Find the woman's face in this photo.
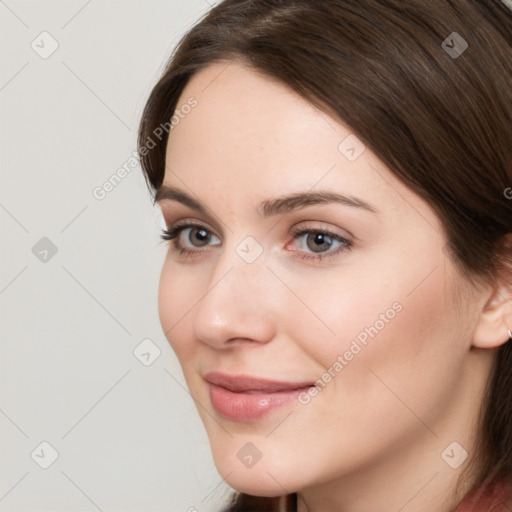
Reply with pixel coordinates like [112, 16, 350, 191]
[156, 61, 484, 498]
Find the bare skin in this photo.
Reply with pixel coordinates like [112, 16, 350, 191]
[155, 61, 512, 512]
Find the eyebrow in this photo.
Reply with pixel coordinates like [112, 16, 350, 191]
[154, 185, 379, 217]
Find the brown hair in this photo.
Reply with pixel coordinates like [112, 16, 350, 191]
[137, 1, 512, 510]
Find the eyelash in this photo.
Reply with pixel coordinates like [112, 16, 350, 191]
[160, 220, 352, 262]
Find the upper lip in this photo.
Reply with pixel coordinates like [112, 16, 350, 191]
[204, 371, 314, 393]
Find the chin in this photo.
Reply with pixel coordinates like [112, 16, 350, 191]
[222, 471, 291, 497]
[210, 447, 301, 497]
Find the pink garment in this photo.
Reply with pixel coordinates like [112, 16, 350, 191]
[452, 475, 512, 512]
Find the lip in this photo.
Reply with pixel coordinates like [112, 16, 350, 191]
[204, 371, 314, 422]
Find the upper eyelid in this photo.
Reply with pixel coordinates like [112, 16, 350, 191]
[170, 219, 219, 236]
[167, 219, 352, 243]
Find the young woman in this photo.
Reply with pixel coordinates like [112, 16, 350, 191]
[137, 1, 512, 510]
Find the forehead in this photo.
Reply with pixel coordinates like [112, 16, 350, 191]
[163, 61, 441, 231]
[168, 60, 339, 159]
[166, 62, 364, 191]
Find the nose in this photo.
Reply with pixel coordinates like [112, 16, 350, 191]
[192, 246, 279, 349]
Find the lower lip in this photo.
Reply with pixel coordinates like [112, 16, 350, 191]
[208, 383, 312, 422]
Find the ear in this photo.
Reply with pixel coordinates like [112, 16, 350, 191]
[472, 268, 512, 350]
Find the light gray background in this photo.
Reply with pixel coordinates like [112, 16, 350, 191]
[0, 1, 233, 511]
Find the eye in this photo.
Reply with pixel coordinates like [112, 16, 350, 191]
[288, 224, 352, 262]
[160, 220, 220, 255]
[160, 221, 352, 261]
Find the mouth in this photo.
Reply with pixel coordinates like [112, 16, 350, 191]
[204, 371, 314, 393]
[204, 371, 315, 421]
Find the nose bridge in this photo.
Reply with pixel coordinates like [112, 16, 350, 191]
[192, 238, 277, 345]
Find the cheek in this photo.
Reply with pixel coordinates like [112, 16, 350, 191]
[157, 259, 198, 359]
[297, 236, 459, 369]
[310, 257, 465, 432]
